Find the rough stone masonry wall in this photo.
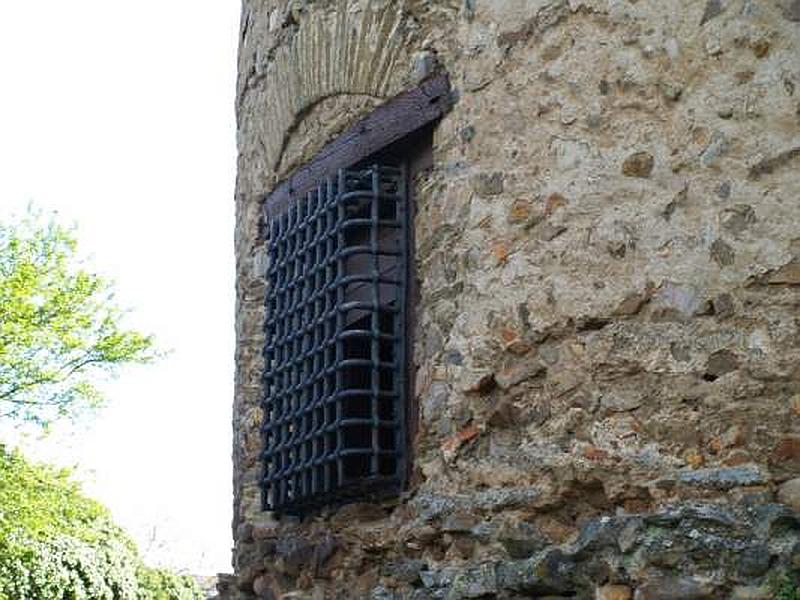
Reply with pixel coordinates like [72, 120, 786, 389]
[231, 1, 800, 598]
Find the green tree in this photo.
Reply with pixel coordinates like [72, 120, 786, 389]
[0, 208, 155, 426]
[0, 445, 202, 600]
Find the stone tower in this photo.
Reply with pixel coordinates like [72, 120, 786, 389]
[231, 1, 800, 598]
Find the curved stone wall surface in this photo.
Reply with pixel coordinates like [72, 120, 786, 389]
[233, 1, 800, 598]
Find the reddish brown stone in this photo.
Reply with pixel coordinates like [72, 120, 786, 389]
[623, 499, 653, 513]
[544, 193, 567, 216]
[493, 241, 511, 265]
[500, 328, 519, 343]
[252, 523, 279, 541]
[465, 373, 497, 395]
[622, 151, 655, 178]
[724, 450, 753, 466]
[752, 39, 770, 58]
[596, 584, 633, 600]
[507, 339, 533, 355]
[441, 424, 480, 455]
[499, 328, 531, 355]
[508, 199, 531, 223]
[683, 448, 705, 468]
[772, 436, 800, 464]
[583, 445, 609, 461]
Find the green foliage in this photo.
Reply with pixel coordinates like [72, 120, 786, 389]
[769, 570, 800, 600]
[0, 443, 111, 543]
[0, 446, 202, 600]
[0, 207, 156, 426]
[774, 578, 800, 600]
[136, 566, 205, 600]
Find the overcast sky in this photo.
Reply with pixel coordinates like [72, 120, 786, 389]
[0, 1, 240, 574]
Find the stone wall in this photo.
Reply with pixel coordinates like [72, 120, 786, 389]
[232, 1, 800, 598]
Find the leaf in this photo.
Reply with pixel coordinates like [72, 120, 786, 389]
[0, 447, 202, 599]
[0, 206, 157, 427]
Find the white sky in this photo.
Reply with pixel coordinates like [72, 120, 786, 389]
[0, 2, 240, 575]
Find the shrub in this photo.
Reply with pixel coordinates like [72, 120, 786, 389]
[0, 446, 202, 600]
[136, 566, 205, 600]
[775, 579, 800, 600]
[769, 570, 800, 600]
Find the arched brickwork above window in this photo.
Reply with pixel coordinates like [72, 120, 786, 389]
[238, 0, 417, 172]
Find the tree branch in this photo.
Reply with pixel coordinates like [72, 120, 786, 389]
[0, 355, 103, 406]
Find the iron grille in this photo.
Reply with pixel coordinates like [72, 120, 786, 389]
[261, 164, 409, 513]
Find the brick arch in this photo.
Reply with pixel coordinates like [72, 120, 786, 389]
[257, 0, 413, 170]
[275, 92, 382, 176]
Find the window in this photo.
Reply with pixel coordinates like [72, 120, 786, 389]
[260, 75, 451, 514]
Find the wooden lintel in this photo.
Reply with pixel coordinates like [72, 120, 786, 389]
[262, 73, 452, 219]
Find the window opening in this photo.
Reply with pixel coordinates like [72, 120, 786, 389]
[260, 75, 450, 514]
